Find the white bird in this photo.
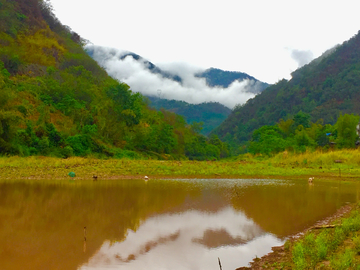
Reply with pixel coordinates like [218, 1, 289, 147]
[308, 177, 314, 183]
[144, 176, 149, 180]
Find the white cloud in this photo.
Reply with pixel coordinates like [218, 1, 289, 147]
[290, 49, 314, 68]
[79, 207, 283, 270]
[89, 45, 257, 108]
[50, 0, 360, 84]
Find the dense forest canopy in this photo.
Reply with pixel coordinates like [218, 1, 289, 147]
[147, 97, 231, 135]
[212, 30, 360, 154]
[1, 0, 359, 160]
[0, 0, 229, 160]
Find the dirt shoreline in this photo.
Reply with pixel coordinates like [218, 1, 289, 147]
[236, 203, 356, 270]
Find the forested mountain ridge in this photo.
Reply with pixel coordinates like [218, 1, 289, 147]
[86, 48, 183, 83]
[147, 97, 231, 135]
[196, 68, 269, 93]
[0, 0, 229, 160]
[87, 46, 269, 95]
[212, 30, 360, 147]
[86, 45, 269, 135]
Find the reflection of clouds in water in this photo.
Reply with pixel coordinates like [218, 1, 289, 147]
[80, 207, 283, 270]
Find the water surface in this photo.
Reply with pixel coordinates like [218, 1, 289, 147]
[0, 178, 359, 270]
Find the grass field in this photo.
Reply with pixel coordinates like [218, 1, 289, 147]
[0, 149, 359, 180]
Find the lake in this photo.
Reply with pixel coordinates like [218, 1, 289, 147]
[0, 178, 359, 270]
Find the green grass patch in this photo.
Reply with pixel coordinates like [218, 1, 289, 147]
[290, 203, 360, 269]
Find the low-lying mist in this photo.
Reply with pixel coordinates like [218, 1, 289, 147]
[87, 45, 266, 109]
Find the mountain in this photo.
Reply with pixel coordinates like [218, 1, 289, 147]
[212, 30, 360, 146]
[86, 48, 183, 83]
[86, 45, 270, 109]
[87, 46, 269, 134]
[87, 46, 269, 94]
[0, 0, 229, 160]
[196, 68, 269, 94]
[147, 97, 231, 135]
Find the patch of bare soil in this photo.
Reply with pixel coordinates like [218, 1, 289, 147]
[236, 203, 355, 270]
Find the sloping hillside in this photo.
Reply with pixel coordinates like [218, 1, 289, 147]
[213, 30, 360, 144]
[0, 0, 229, 160]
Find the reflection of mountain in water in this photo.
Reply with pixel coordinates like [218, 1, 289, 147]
[80, 207, 282, 270]
[193, 228, 254, 248]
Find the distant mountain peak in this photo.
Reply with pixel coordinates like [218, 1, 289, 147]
[196, 67, 270, 94]
[87, 46, 182, 83]
[87, 45, 270, 108]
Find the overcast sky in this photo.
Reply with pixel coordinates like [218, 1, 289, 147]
[49, 0, 359, 84]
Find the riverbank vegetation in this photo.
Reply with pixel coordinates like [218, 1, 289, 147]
[0, 148, 359, 180]
[246, 112, 359, 155]
[291, 206, 360, 269]
[241, 202, 360, 269]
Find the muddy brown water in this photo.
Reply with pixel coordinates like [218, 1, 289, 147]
[0, 178, 359, 270]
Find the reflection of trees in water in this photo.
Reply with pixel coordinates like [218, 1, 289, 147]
[2, 179, 357, 269]
[0, 180, 200, 270]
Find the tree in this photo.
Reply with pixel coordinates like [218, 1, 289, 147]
[294, 126, 316, 152]
[293, 111, 311, 129]
[248, 125, 287, 155]
[335, 114, 360, 148]
[277, 118, 294, 136]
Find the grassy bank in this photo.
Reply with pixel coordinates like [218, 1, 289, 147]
[0, 149, 360, 180]
[291, 206, 360, 270]
[244, 202, 360, 270]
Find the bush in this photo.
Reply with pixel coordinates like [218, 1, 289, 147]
[62, 146, 74, 158]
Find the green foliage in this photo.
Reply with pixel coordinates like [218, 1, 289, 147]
[148, 97, 232, 135]
[106, 83, 143, 126]
[213, 30, 360, 151]
[330, 249, 356, 270]
[0, 0, 229, 160]
[315, 231, 329, 260]
[0, 51, 21, 74]
[62, 146, 73, 158]
[292, 241, 307, 270]
[248, 125, 288, 155]
[66, 134, 91, 156]
[335, 114, 360, 148]
[292, 111, 311, 129]
[82, 124, 97, 135]
[237, 112, 359, 155]
[294, 127, 316, 152]
[290, 208, 360, 269]
[184, 134, 224, 160]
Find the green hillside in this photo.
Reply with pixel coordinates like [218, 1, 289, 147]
[0, 0, 229, 160]
[147, 97, 231, 135]
[213, 31, 360, 150]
